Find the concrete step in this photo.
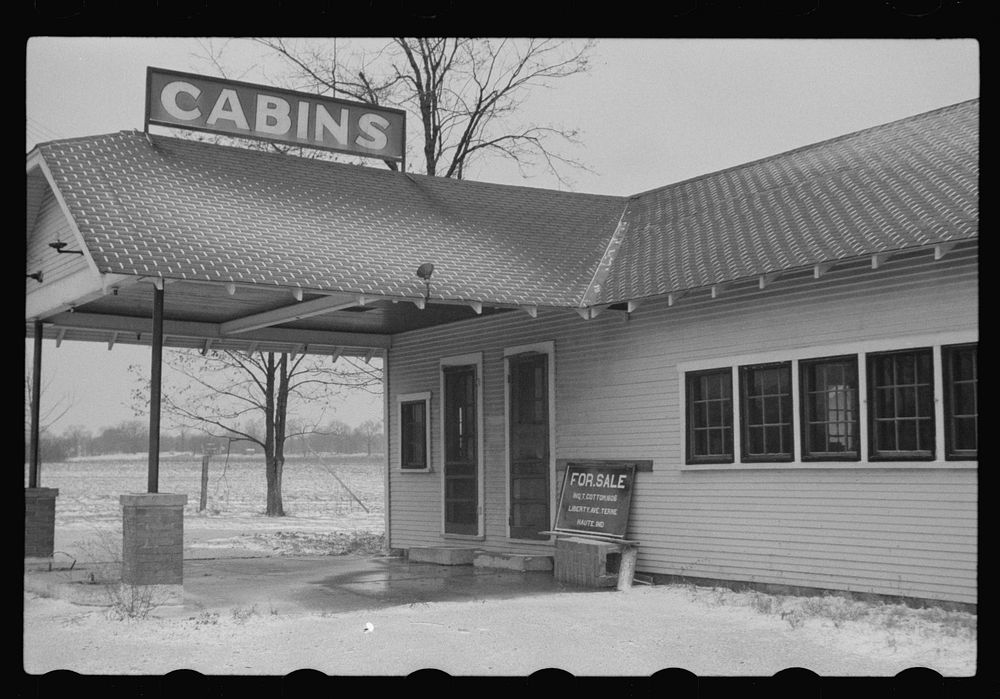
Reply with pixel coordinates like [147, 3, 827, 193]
[406, 546, 477, 566]
[473, 551, 553, 572]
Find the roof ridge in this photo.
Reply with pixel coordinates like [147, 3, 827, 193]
[579, 199, 633, 308]
[136, 129, 624, 202]
[627, 98, 979, 200]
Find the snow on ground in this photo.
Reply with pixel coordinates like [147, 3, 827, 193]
[24, 456, 977, 677]
[24, 582, 976, 676]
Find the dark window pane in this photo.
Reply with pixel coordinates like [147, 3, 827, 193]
[765, 426, 782, 453]
[747, 427, 764, 454]
[810, 424, 828, 451]
[781, 424, 793, 453]
[918, 419, 935, 452]
[876, 420, 896, 451]
[708, 429, 723, 455]
[704, 401, 718, 427]
[955, 351, 976, 380]
[954, 417, 976, 451]
[760, 368, 779, 394]
[955, 384, 976, 415]
[897, 354, 915, 384]
[896, 387, 916, 417]
[763, 396, 780, 424]
[876, 387, 894, 416]
[917, 352, 933, 382]
[705, 374, 721, 399]
[693, 430, 707, 456]
[897, 420, 918, 451]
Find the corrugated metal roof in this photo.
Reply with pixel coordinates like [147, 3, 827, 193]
[596, 99, 978, 304]
[29, 99, 977, 309]
[33, 131, 626, 307]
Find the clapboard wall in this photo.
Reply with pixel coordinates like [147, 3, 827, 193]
[386, 245, 977, 604]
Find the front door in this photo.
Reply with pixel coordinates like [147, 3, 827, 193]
[443, 365, 478, 535]
[508, 352, 550, 539]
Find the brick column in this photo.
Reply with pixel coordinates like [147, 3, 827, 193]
[120, 494, 187, 585]
[24, 487, 59, 560]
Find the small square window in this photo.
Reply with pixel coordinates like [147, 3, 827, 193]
[398, 393, 430, 470]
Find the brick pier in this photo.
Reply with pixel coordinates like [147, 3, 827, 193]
[24, 487, 59, 562]
[120, 493, 187, 585]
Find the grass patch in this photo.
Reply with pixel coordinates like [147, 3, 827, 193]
[718, 587, 977, 638]
[231, 604, 259, 623]
[244, 530, 386, 556]
[73, 526, 160, 621]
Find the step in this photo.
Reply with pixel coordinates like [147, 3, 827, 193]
[406, 546, 477, 566]
[473, 551, 553, 572]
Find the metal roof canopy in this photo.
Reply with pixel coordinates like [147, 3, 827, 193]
[24, 272, 511, 358]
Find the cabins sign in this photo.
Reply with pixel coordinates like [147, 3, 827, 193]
[554, 462, 636, 538]
[145, 67, 406, 163]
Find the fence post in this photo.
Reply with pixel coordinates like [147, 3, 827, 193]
[199, 454, 210, 512]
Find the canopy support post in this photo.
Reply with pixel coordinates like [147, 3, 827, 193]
[29, 319, 42, 488]
[147, 285, 164, 493]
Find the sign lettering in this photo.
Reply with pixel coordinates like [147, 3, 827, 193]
[554, 463, 636, 538]
[145, 67, 405, 162]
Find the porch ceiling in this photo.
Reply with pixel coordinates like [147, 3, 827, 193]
[25, 276, 509, 357]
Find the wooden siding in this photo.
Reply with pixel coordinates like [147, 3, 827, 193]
[26, 187, 88, 290]
[387, 247, 978, 603]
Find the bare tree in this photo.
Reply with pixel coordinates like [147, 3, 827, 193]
[357, 418, 383, 456]
[132, 349, 381, 516]
[198, 37, 595, 184]
[24, 373, 74, 436]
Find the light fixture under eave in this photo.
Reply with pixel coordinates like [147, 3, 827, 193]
[49, 240, 84, 256]
[27, 271, 43, 283]
[416, 262, 434, 302]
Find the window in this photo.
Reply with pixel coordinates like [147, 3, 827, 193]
[399, 393, 430, 470]
[799, 356, 860, 461]
[943, 343, 977, 460]
[867, 349, 935, 460]
[686, 368, 733, 464]
[740, 362, 794, 461]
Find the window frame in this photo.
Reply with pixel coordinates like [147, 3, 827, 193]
[738, 361, 795, 463]
[942, 342, 978, 461]
[676, 331, 977, 471]
[798, 354, 861, 462]
[685, 367, 735, 465]
[866, 348, 936, 462]
[397, 391, 431, 472]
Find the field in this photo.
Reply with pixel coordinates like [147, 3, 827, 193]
[28, 453, 386, 561]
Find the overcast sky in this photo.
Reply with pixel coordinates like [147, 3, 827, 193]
[25, 38, 980, 434]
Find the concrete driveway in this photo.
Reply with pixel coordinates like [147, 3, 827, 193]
[179, 554, 602, 615]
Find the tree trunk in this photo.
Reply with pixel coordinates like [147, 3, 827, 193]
[263, 352, 285, 516]
[265, 453, 285, 516]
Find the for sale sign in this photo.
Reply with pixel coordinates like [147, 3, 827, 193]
[554, 462, 636, 538]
